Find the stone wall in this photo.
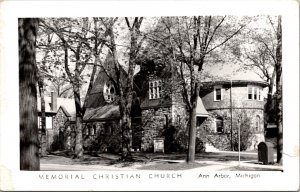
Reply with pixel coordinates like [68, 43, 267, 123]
[53, 108, 69, 132]
[141, 107, 172, 152]
[171, 86, 188, 127]
[199, 108, 265, 151]
[44, 108, 70, 151]
[197, 83, 266, 151]
[82, 120, 121, 153]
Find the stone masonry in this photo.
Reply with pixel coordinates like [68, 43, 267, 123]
[199, 81, 267, 151]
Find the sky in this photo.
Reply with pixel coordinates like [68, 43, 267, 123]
[36, 16, 274, 100]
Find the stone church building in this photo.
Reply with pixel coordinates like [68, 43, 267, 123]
[81, 54, 268, 152]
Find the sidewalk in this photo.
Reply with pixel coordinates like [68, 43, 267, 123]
[151, 150, 283, 171]
[40, 151, 284, 171]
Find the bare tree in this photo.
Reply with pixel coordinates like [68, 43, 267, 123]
[19, 18, 40, 170]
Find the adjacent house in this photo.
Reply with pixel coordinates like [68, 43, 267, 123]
[37, 92, 76, 151]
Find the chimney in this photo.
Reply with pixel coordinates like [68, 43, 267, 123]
[51, 91, 57, 112]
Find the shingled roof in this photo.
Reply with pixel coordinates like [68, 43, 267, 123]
[83, 104, 120, 122]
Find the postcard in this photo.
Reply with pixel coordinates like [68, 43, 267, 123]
[0, 0, 299, 191]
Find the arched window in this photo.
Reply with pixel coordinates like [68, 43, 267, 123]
[103, 81, 115, 103]
[216, 117, 224, 133]
[255, 115, 260, 132]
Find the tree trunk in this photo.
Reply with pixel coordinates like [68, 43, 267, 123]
[38, 79, 47, 156]
[264, 70, 276, 129]
[19, 18, 40, 170]
[187, 107, 197, 163]
[119, 99, 133, 160]
[75, 116, 83, 158]
[73, 72, 83, 158]
[275, 16, 282, 165]
[187, 83, 199, 163]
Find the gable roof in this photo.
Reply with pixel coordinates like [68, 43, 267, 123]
[83, 52, 142, 120]
[196, 97, 209, 117]
[84, 52, 129, 109]
[37, 97, 76, 120]
[59, 106, 71, 117]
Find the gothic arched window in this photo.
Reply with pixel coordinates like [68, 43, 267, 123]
[103, 81, 115, 103]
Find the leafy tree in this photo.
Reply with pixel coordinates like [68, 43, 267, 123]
[147, 16, 246, 162]
[83, 17, 112, 112]
[39, 17, 122, 158]
[99, 17, 146, 160]
[238, 16, 279, 128]
[19, 18, 40, 170]
[232, 111, 254, 151]
[40, 18, 93, 158]
[237, 16, 282, 164]
[36, 28, 55, 156]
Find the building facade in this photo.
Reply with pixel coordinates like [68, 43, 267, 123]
[81, 55, 268, 153]
[198, 80, 268, 151]
[37, 92, 76, 152]
[82, 56, 209, 153]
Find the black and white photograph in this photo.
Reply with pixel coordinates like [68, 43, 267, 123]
[0, 0, 299, 191]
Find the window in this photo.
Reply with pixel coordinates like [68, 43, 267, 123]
[149, 80, 162, 99]
[254, 87, 257, 100]
[248, 87, 253, 99]
[91, 125, 96, 136]
[255, 115, 260, 132]
[214, 86, 222, 101]
[177, 115, 181, 124]
[38, 116, 41, 129]
[248, 86, 263, 101]
[103, 81, 115, 103]
[216, 117, 224, 133]
[90, 127, 94, 136]
[46, 116, 53, 129]
[105, 126, 111, 135]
